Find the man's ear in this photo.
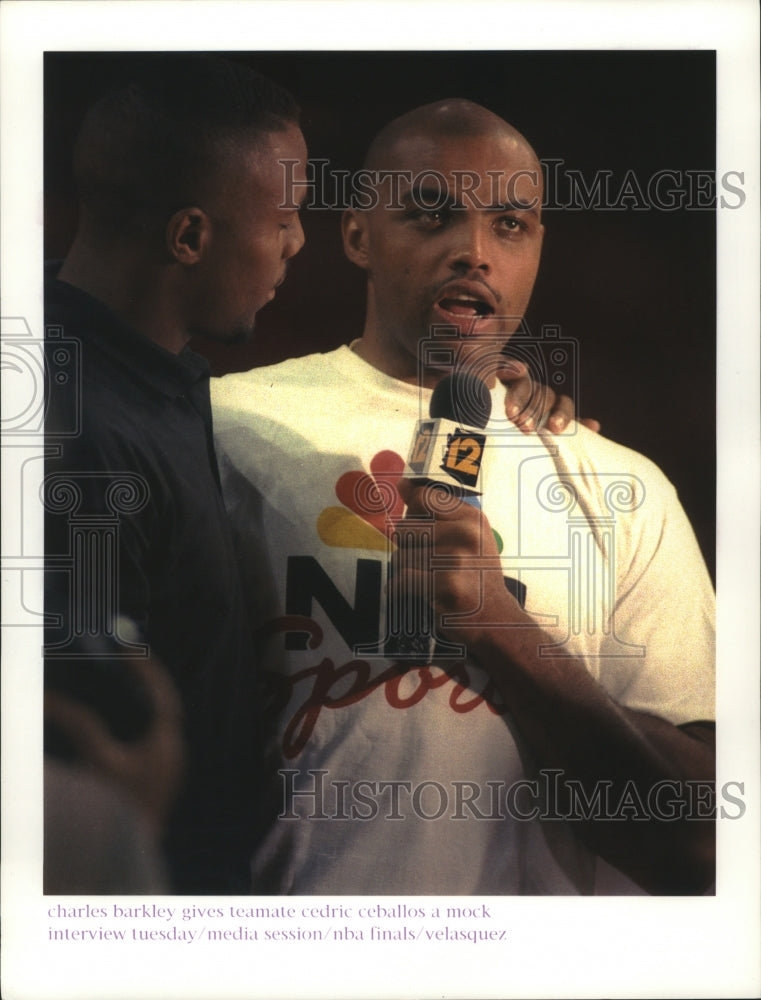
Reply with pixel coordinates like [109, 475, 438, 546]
[166, 207, 211, 265]
[342, 208, 370, 269]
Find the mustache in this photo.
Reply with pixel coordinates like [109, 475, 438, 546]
[433, 274, 502, 306]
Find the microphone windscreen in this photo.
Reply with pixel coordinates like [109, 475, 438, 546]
[429, 371, 492, 429]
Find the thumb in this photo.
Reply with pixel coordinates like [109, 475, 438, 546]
[396, 476, 414, 507]
[45, 691, 129, 773]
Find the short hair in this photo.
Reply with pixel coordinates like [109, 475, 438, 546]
[72, 54, 300, 232]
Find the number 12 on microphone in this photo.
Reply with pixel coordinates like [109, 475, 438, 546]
[441, 432, 485, 488]
[406, 418, 486, 493]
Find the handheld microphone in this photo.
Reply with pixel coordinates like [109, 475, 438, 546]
[385, 372, 493, 660]
[396, 370, 525, 649]
[432, 371, 526, 608]
[406, 371, 492, 504]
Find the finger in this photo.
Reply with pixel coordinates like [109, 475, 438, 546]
[512, 408, 540, 433]
[390, 564, 517, 650]
[544, 393, 576, 433]
[392, 507, 500, 577]
[124, 654, 183, 729]
[397, 477, 463, 517]
[396, 475, 413, 508]
[44, 691, 130, 773]
[505, 388, 532, 423]
[580, 417, 602, 434]
[399, 480, 484, 524]
[46, 680, 184, 832]
[499, 370, 534, 421]
[508, 381, 557, 433]
[497, 360, 535, 423]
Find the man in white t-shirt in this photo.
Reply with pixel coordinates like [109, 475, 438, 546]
[213, 99, 715, 895]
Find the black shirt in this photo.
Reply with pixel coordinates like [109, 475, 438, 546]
[44, 265, 263, 893]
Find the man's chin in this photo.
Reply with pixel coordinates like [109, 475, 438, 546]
[204, 323, 256, 347]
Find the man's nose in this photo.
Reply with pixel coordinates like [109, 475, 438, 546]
[285, 214, 305, 258]
[446, 218, 491, 273]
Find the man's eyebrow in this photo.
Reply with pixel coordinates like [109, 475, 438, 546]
[401, 186, 456, 209]
[401, 187, 541, 217]
[288, 185, 309, 209]
[489, 199, 542, 218]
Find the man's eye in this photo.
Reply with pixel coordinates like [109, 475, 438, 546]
[497, 216, 527, 233]
[410, 208, 449, 226]
[280, 211, 300, 229]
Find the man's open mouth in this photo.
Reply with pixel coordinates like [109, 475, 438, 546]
[437, 295, 494, 318]
[434, 281, 498, 323]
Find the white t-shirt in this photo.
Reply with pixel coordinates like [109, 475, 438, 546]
[212, 346, 715, 895]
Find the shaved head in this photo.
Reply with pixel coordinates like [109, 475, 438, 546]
[364, 98, 540, 175]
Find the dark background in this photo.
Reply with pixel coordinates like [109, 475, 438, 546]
[45, 51, 716, 579]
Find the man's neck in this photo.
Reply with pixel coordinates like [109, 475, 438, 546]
[57, 246, 189, 355]
[349, 334, 498, 391]
[349, 333, 440, 390]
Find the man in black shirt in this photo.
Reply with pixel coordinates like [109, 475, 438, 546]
[44, 55, 308, 893]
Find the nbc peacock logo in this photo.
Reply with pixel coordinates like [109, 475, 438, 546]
[316, 450, 405, 551]
[315, 449, 504, 554]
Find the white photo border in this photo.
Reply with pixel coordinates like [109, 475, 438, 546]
[1, 2, 759, 998]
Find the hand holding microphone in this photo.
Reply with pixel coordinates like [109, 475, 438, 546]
[386, 371, 525, 661]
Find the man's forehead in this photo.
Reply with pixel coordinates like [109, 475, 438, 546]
[237, 125, 307, 175]
[365, 130, 541, 209]
[236, 125, 307, 169]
